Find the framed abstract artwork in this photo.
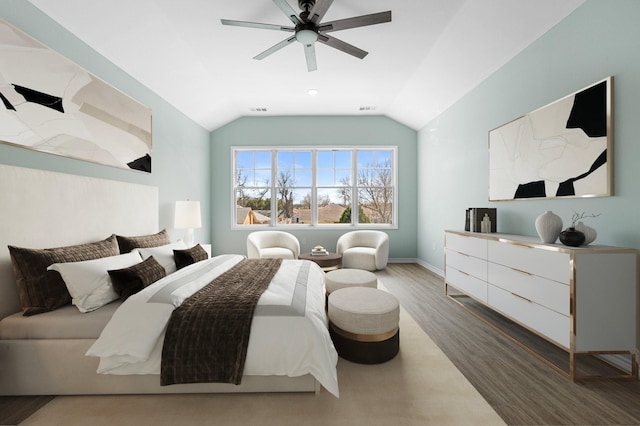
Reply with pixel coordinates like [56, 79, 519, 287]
[0, 19, 152, 172]
[489, 77, 612, 201]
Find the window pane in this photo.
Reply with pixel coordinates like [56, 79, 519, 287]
[295, 169, 312, 186]
[236, 188, 271, 225]
[357, 150, 374, 168]
[295, 151, 311, 168]
[277, 151, 293, 168]
[358, 187, 393, 224]
[316, 169, 334, 186]
[277, 188, 309, 224]
[236, 151, 254, 169]
[317, 188, 349, 224]
[335, 151, 352, 168]
[255, 170, 271, 186]
[255, 151, 271, 168]
[317, 151, 333, 166]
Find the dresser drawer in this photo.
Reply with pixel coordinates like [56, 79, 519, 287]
[446, 249, 487, 281]
[488, 240, 569, 284]
[488, 262, 569, 316]
[445, 265, 488, 302]
[488, 284, 569, 348]
[446, 232, 487, 259]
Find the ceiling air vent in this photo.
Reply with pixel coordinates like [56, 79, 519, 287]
[249, 107, 268, 112]
[359, 106, 377, 111]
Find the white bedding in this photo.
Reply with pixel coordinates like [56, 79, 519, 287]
[86, 255, 339, 397]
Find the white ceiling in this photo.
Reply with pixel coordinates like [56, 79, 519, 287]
[27, 0, 585, 132]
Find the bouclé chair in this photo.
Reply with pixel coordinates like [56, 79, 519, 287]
[246, 231, 300, 259]
[336, 230, 389, 271]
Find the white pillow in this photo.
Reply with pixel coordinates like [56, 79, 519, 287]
[134, 241, 186, 275]
[48, 251, 143, 313]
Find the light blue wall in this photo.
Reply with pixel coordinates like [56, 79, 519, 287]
[0, 1, 212, 243]
[417, 0, 640, 271]
[211, 116, 418, 258]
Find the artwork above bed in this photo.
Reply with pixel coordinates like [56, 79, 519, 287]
[0, 19, 152, 172]
[488, 77, 612, 201]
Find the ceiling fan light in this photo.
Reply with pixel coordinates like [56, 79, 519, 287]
[296, 29, 318, 45]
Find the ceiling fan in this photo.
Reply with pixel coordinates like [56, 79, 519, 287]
[221, 0, 392, 72]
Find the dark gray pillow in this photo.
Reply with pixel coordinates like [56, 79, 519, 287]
[173, 244, 209, 270]
[8, 235, 119, 316]
[108, 255, 166, 300]
[116, 229, 170, 254]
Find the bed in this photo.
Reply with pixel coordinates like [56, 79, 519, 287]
[0, 164, 338, 396]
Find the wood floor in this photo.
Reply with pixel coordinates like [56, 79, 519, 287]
[378, 263, 640, 425]
[2, 263, 639, 425]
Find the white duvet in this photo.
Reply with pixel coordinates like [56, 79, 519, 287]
[86, 254, 339, 397]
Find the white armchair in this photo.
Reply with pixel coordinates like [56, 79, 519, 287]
[336, 230, 389, 271]
[246, 231, 300, 260]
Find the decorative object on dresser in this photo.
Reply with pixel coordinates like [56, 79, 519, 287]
[534, 210, 563, 243]
[466, 208, 496, 233]
[489, 77, 612, 201]
[558, 228, 585, 247]
[444, 230, 638, 381]
[575, 222, 597, 245]
[174, 200, 202, 246]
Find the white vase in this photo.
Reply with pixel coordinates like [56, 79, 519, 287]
[575, 221, 597, 245]
[535, 211, 563, 243]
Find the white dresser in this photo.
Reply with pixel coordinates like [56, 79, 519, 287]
[444, 230, 638, 380]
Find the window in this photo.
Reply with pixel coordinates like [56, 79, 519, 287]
[233, 147, 397, 228]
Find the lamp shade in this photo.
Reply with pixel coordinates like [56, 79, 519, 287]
[174, 200, 201, 229]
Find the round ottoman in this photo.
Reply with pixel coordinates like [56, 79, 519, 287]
[325, 268, 378, 294]
[328, 287, 400, 364]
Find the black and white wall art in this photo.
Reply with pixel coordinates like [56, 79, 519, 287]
[489, 77, 612, 201]
[0, 19, 152, 172]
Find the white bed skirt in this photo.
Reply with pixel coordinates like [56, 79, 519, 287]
[0, 339, 319, 395]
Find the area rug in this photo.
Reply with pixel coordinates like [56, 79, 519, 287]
[21, 288, 504, 426]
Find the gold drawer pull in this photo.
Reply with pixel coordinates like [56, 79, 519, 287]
[511, 292, 532, 303]
[511, 267, 533, 276]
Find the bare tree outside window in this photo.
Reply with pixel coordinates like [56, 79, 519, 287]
[357, 157, 393, 224]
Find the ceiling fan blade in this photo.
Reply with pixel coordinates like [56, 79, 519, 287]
[307, 0, 334, 24]
[304, 43, 318, 72]
[253, 35, 297, 60]
[319, 11, 392, 33]
[220, 19, 294, 32]
[272, 0, 303, 25]
[317, 33, 368, 59]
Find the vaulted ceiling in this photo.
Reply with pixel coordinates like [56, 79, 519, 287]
[27, 0, 585, 131]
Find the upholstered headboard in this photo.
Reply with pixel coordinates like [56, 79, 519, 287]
[0, 164, 159, 318]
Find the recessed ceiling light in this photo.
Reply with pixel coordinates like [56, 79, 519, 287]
[308, 89, 319, 96]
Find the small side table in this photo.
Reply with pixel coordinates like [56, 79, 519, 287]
[299, 252, 342, 272]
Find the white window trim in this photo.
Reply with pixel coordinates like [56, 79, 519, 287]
[230, 146, 398, 230]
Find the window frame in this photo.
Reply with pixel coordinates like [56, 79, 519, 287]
[231, 146, 398, 230]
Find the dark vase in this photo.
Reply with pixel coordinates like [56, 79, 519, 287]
[559, 227, 585, 247]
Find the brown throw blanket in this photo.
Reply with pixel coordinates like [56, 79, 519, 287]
[160, 258, 282, 386]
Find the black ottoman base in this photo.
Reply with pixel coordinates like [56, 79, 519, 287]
[329, 323, 399, 364]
